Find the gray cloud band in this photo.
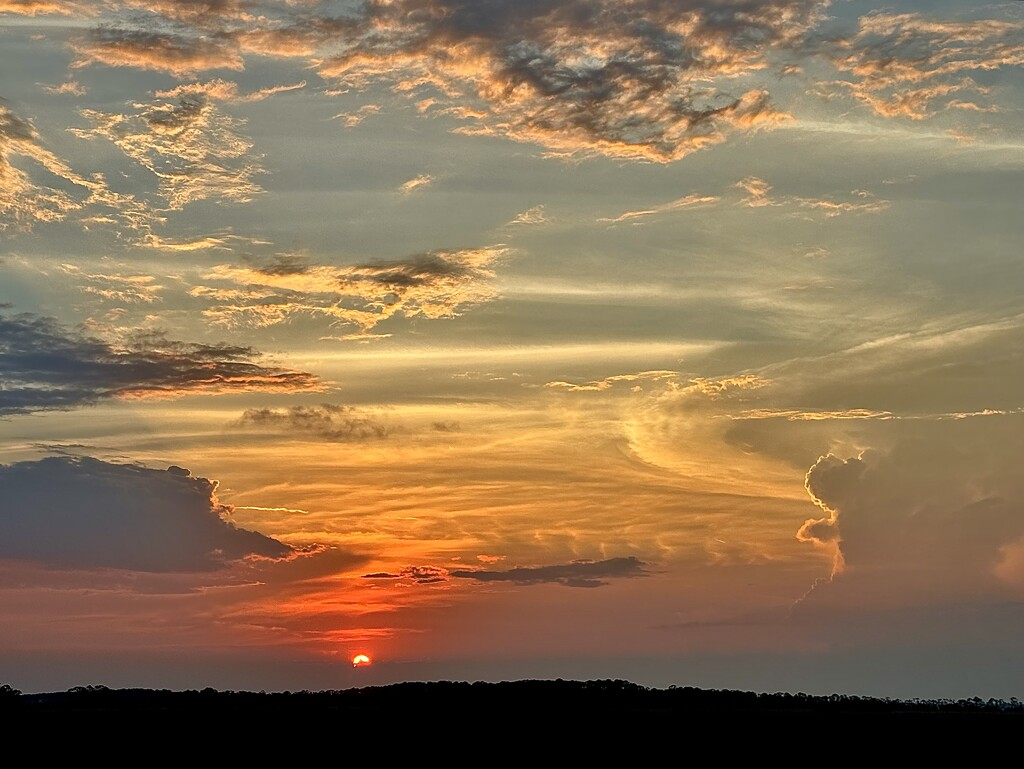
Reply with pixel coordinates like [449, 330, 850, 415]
[0, 310, 319, 415]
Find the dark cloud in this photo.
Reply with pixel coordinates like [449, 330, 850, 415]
[246, 252, 311, 277]
[450, 556, 648, 588]
[0, 310, 320, 416]
[237, 404, 393, 441]
[363, 565, 449, 584]
[0, 456, 291, 572]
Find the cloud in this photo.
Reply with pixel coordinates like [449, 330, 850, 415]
[450, 556, 648, 588]
[118, 0, 252, 26]
[0, 101, 94, 230]
[825, 12, 1024, 120]
[0, 101, 158, 233]
[193, 247, 509, 337]
[363, 565, 449, 585]
[796, 419, 1024, 607]
[599, 194, 719, 225]
[314, 0, 824, 161]
[0, 456, 291, 572]
[332, 103, 381, 127]
[0, 1, 85, 15]
[399, 174, 434, 194]
[71, 29, 244, 76]
[734, 177, 889, 216]
[72, 83, 263, 210]
[0, 309, 320, 416]
[59, 264, 163, 304]
[236, 404, 394, 441]
[156, 79, 306, 104]
[506, 205, 549, 227]
[40, 81, 87, 96]
[734, 176, 777, 207]
[545, 370, 681, 393]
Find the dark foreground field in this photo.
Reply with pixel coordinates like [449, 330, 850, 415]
[5, 678, 1023, 741]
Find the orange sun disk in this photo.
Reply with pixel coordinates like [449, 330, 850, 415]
[352, 654, 371, 667]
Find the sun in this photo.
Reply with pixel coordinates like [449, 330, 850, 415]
[352, 654, 371, 667]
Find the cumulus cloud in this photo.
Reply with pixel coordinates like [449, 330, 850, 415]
[0, 456, 291, 572]
[450, 556, 648, 588]
[0, 309, 320, 415]
[72, 82, 263, 210]
[236, 404, 394, 441]
[313, 0, 823, 161]
[193, 246, 508, 337]
[825, 12, 1024, 120]
[796, 420, 1024, 607]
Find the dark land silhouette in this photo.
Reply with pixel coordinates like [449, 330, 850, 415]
[6, 678, 1023, 755]
[5, 678, 1022, 721]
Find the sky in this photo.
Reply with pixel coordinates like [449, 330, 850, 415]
[1, 0, 1023, 700]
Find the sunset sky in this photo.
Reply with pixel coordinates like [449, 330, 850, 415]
[2, 0, 1023, 699]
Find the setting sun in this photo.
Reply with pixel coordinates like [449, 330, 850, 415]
[352, 655, 371, 668]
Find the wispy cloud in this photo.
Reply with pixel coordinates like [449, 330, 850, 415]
[0, 101, 91, 230]
[545, 370, 681, 393]
[0, 310, 320, 416]
[825, 12, 1024, 120]
[735, 177, 889, 216]
[599, 194, 719, 225]
[59, 264, 163, 304]
[40, 81, 87, 96]
[506, 205, 549, 227]
[398, 173, 434, 194]
[72, 83, 264, 210]
[193, 247, 509, 337]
